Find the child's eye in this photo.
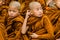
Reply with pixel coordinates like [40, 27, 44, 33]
[37, 8, 42, 11]
[12, 10, 16, 12]
[37, 8, 39, 11]
[8, 10, 16, 12]
[8, 10, 11, 12]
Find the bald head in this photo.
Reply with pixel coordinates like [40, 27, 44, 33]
[28, 2, 43, 17]
[29, 2, 41, 9]
[9, 1, 21, 10]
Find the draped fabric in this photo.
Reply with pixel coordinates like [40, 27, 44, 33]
[0, 0, 60, 40]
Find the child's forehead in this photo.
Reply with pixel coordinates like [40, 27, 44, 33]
[29, 2, 42, 9]
[32, 3, 41, 7]
[9, 6, 18, 10]
[33, 5, 42, 9]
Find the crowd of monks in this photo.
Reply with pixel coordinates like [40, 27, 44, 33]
[0, 0, 60, 40]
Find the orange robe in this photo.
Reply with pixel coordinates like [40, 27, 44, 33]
[0, 7, 8, 40]
[5, 15, 24, 40]
[27, 15, 55, 40]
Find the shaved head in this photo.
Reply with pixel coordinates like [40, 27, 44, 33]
[9, 1, 21, 10]
[29, 2, 41, 9]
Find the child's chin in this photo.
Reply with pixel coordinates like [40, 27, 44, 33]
[37, 16, 42, 17]
[10, 16, 15, 18]
[38, 15, 42, 17]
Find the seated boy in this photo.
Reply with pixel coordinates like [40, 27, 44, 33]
[22, 1, 55, 40]
[5, 1, 24, 40]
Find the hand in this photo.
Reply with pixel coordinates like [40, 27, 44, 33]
[26, 10, 31, 18]
[30, 33, 39, 38]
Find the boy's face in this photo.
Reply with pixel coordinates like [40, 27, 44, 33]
[8, 6, 19, 18]
[31, 5, 43, 17]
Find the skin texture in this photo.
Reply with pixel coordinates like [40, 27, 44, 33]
[8, 6, 19, 18]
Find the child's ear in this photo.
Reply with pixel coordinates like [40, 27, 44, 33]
[30, 10, 33, 15]
[30, 12, 33, 15]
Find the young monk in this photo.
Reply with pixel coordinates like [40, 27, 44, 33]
[21, 1, 55, 40]
[46, 0, 60, 32]
[44, 0, 60, 31]
[5, 1, 24, 40]
[45, 0, 60, 39]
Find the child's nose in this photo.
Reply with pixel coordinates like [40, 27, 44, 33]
[10, 11, 13, 13]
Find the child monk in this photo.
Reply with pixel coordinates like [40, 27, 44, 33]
[46, 0, 60, 36]
[44, 0, 60, 33]
[21, 1, 55, 40]
[5, 1, 24, 40]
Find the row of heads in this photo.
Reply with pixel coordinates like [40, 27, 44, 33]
[9, 1, 42, 11]
[0, 0, 60, 8]
[9, 0, 60, 10]
[1, 0, 60, 18]
[8, 1, 43, 18]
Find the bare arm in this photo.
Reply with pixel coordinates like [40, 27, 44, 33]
[21, 16, 28, 34]
[21, 10, 30, 34]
